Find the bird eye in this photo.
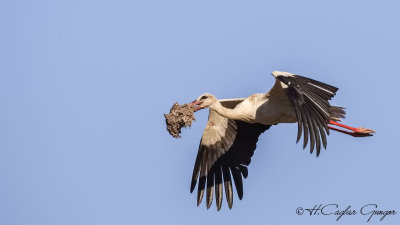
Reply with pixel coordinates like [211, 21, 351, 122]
[201, 96, 208, 100]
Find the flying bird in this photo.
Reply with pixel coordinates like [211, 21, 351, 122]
[188, 71, 374, 210]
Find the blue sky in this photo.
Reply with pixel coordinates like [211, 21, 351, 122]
[1, 0, 399, 224]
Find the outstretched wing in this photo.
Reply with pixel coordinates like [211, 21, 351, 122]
[190, 105, 270, 210]
[275, 74, 339, 156]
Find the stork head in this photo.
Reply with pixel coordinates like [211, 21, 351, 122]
[191, 93, 217, 111]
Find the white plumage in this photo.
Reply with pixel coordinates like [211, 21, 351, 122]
[188, 71, 374, 210]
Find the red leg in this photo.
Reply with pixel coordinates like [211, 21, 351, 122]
[328, 126, 373, 137]
[329, 120, 358, 131]
[328, 120, 375, 137]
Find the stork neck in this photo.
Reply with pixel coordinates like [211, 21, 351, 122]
[210, 101, 240, 120]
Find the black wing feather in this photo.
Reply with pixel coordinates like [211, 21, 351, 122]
[214, 167, 223, 210]
[191, 119, 270, 210]
[222, 165, 233, 209]
[231, 167, 243, 200]
[206, 169, 214, 209]
[277, 75, 339, 156]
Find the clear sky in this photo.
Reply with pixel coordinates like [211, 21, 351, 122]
[1, 0, 399, 224]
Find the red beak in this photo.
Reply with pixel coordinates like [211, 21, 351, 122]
[190, 100, 202, 111]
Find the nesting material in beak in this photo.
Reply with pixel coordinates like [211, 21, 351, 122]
[164, 102, 196, 138]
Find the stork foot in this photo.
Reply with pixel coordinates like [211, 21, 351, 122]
[354, 127, 375, 134]
[328, 120, 375, 137]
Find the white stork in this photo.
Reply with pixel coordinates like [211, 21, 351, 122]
[189, 71, 374, 210]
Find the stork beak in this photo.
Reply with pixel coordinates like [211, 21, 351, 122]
[190, 100, 202, 111]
